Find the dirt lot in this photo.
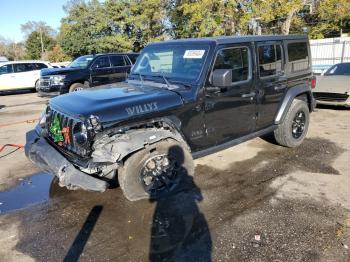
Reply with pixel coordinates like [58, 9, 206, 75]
[0, 92, 349, 261]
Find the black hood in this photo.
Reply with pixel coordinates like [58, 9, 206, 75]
[41, 67, 83, 76]
[49, 82, 184, 126]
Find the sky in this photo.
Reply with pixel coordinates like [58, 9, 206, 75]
[0, 0, 69, 42]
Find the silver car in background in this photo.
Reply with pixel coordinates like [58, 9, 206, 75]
[314, 63, 350, 107]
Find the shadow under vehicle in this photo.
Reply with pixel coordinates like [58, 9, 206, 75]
[25, 35, 316, 201]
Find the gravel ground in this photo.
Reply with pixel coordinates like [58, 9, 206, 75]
[0, 92, 349, 261]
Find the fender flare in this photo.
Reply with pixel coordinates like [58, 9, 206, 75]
[274, 85, 314, 124]
[91, 117, 189, 163]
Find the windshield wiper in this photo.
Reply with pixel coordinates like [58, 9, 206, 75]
[152, 73, 171, 89]
[138, 73, 144, 86]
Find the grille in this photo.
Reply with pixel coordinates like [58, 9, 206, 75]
[46, 108, 89, 156]
[39, 76, 51, 88]
[313, 92, 349, 102]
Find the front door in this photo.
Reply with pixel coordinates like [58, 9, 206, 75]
[90, 56, 112, 86]
[255, 42, 287, 130]
[204, 44, 256, 147]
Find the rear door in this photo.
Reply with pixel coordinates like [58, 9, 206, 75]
[13, 63, 38, 88]
[109, 55, 131, 83]
[255, 42, 287, 130]
[90, 56, 112, 86]
[204, 44, 256, 147]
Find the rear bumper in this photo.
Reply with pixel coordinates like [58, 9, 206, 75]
[315, 99, 350, 107]
[25, 129, 108, 192]
[313, 92, 350, 107]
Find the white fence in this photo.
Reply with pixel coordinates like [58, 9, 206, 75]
[310, 37, 350, 66]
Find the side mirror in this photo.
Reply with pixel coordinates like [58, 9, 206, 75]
[212, 69, 232, 87]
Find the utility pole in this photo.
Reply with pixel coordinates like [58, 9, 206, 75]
[39, 27, 44, 59]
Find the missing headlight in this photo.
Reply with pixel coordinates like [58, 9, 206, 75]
[73, 122, 88, 145]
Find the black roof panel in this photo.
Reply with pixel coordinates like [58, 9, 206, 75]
[149, 35, 308, 46]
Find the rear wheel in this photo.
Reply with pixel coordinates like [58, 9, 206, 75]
[69, 83, 84, 92]
[274, 99, 309, 148]
[118, 139, 194, 201]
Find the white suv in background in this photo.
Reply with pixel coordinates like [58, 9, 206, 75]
[0, 60, 52, 91]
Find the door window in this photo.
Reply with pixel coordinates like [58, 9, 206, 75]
[110, 55, 125, 67]
[287, 42, 309, 72]
[127, 54, 139, 64]
[14, 63, 35, 73]
[0, 64, 13, 75]
[91, 56, 110, 69]
[258, 44, 283, 77]
[34, 63, 48, 70]
[213, 47, 250, 83]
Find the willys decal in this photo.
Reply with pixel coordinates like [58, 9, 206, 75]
[126, 102, 158, 116]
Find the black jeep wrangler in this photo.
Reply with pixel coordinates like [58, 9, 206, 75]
[37, 53, 139, 96]
[25, 35, 316, 201]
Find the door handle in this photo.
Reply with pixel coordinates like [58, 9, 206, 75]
[274, 85, 286, 91]
[241, 91, 256, 98]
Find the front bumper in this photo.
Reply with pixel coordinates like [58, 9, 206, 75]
[37, 82, 69, 97]
[25, 129, 108, 192]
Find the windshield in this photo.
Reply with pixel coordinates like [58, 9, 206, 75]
[131, 44, 210, 82]
[324, 63, 350, 76]
[69, 55, 94, 69]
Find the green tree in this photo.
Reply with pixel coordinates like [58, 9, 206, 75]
[168, 0, 251, 38]
[59, 0, 133, 57]
[59, 0, 169, 57]
[252, 0, 308, 35]
[312, 0, 350, 38]
[43, 44, 71, 62]
[25, 30, 56, 59]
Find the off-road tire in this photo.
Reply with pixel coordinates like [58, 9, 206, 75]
[274, 98, 309, 148]
[118, 139, 194, 201]
[69, 83, 84, 92]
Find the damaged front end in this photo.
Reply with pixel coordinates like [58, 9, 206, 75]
[25, 106, 185, 193]
[25, 128, 109, 192]
[25, 108, 118, 192]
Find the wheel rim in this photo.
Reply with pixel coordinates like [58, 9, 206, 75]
[292, 111, 306, 139]
[73, 87, 83, 92]
[140, 154, 179, 195]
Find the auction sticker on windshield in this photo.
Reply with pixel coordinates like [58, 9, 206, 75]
[183, 50, 205, 59]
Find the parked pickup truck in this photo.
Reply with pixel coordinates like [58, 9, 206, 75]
[25, 35, 316, 201]
[37, 53, 139, 96]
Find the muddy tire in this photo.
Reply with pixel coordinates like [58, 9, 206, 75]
[118, 139, 194, 201]
[274, 98, 309, 148]
[69, 83, 84, 92]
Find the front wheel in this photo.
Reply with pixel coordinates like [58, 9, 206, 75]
[69, 83, 84, 92]
[274, 99, 310, 148]
[35, 80, 40, 92]
[118, 139, 194, 201]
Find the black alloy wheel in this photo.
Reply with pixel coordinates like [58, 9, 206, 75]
[292, 111, 306, 139]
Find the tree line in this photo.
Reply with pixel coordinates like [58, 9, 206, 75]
[1, 0, 350, 62]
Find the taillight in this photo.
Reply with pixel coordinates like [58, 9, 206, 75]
[310, 76, 316, 89]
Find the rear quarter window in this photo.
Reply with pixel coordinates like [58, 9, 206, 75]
[127, 54, 139, 64]
[287, 42, 310, 72]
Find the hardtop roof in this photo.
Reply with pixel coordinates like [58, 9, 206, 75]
[149, 34, 308, 46]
